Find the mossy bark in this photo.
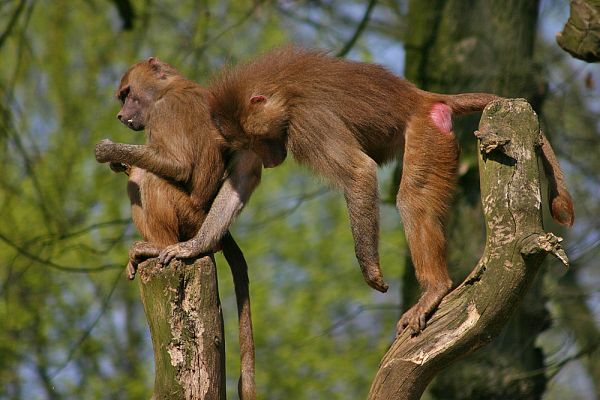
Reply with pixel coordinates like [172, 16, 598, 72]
[138, 257, 226, 400]
[368, 99, 568, 400]
[557, 0, 600, 63]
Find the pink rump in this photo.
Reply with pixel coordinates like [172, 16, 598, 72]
[430, 103, 453, 133]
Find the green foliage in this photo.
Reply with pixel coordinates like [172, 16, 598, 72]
[215, 162, 405, 399]
[0, 1, 597, 399]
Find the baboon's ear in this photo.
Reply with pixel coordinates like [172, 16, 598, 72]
[250, 95, 267, 104]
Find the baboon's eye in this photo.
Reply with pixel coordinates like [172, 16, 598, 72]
[118, 85, 131, 104]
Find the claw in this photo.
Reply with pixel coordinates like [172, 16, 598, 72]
[158, 245, 178, 265]
[157, 250, 168, 265]
[419, 314, 427, 331]
[126, 260, 137, 280]
[396, 285, 451, 336]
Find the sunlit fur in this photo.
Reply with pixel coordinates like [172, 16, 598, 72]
[208, 47, 574, 333]
[112, 59, 257, 400]
[117, 58, 227, 220]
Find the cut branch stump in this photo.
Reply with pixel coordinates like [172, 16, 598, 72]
[139, 256, 226, 400]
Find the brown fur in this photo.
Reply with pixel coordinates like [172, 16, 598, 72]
[205, 47, 574, 334]
[96, 59, 256, 400]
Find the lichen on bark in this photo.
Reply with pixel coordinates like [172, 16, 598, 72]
[139, 257, 226, 400]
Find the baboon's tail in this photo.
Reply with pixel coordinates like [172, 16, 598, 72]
[540, 134, 574, 226]
[439, 92, 501, 116]
[435, 92, 575, 227]
[222, 231, 257, 400]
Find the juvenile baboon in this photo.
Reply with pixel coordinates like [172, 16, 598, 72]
[96, 58, 258, 399]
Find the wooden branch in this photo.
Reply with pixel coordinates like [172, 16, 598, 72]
[368, 99, 569, 400]
[139, 256, 226, 400]
[336, 0, 378, 58]
[556, 0, 600, 62]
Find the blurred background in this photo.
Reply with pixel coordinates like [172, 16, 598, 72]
[0, 1, 598, 399]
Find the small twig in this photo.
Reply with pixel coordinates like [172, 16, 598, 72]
[241, 188, 329, 231]
[0, 232, 123, 273]
[0, 0, 27, 50]
[186, 0, 265, 60]
[337, 0, 378, 57]
[300, 303, 400, 346]
[50, 272, 122, 379]
[506, 344, 598, 382]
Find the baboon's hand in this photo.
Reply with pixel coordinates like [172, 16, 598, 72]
[109, 162, 130, 174]
[158, 239, 203, 265]
[95, 139, 116, 163]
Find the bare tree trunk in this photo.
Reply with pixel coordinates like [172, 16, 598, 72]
[368, 99, 568, 400]
[139, 257, 226, 400]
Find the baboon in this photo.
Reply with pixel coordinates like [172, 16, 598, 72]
[96, 58, 258, 398]
[157, 48, 574, 333]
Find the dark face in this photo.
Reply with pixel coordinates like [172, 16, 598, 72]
[116, 83, 151, 131]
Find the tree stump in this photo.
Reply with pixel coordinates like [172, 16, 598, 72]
[139, 256, 226, 400]
[368, 99, 569, 400]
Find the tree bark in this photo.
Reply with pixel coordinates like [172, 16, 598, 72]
[368, 99, 568, 400]
[400, 2, 552, 398]
[138, 257, 226, 400]
[557, 0, 600, 63]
